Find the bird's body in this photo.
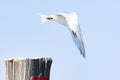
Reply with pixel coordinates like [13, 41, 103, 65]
[40, 12, 85, 58]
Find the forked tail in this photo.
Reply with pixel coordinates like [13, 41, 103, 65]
[40, 15, 50, 23]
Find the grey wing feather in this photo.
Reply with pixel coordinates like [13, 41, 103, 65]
[71, 24, 85, 58]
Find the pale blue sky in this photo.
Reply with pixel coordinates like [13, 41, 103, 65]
[0, 0, 120, 80]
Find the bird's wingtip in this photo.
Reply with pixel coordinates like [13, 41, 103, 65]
[79, 47, 85, 58]
[82, 53, 86, 58]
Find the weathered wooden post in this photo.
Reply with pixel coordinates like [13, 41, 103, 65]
[4, 58, 52, 80]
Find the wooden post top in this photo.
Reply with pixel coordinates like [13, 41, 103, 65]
[4, 57, 53, 80]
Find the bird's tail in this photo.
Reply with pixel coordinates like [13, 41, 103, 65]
[40, 15, 50, 23]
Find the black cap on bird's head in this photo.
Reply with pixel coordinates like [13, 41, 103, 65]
[46, 17, 53, 20]
[40, 15, 55, 23]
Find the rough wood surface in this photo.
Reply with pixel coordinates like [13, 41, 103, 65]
[4, 58, 52, 80]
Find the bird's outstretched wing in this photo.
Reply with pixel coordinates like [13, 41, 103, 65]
[65, 12, 85, 58]
[70, 24, 85, 58]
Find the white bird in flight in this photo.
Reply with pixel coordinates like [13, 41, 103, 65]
[40, 12, 85, 58]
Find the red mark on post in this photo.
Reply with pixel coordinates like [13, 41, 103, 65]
[31, 76, 48, 80]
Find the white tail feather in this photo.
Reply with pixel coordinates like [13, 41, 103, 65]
[40, 15, 49, 23]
